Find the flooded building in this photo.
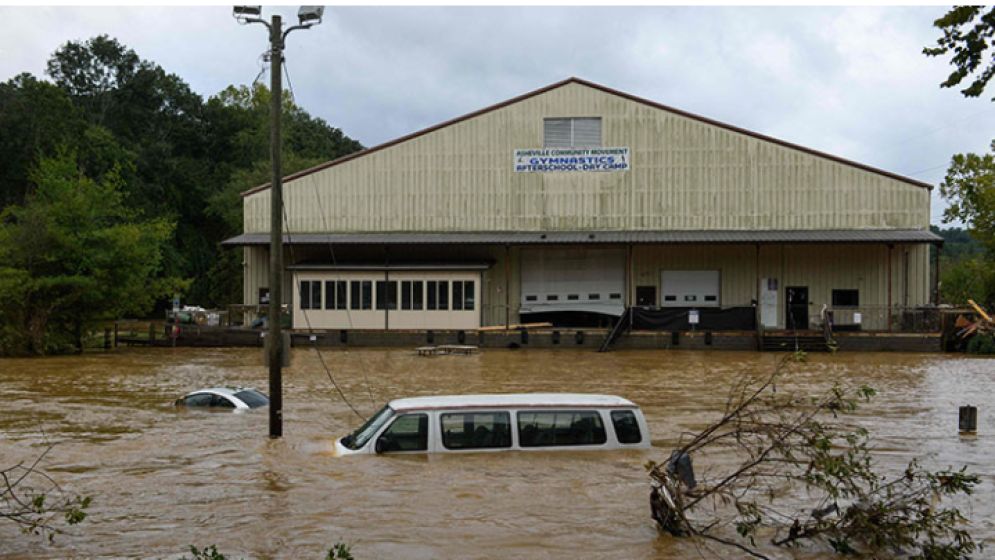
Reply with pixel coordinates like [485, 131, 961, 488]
[223, 77, 941, 335]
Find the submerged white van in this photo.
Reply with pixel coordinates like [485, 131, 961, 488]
[333, 393, 651, 456]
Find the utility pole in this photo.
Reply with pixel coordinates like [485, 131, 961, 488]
[235, 5, 325, 439]
[268, 13, 284, 439]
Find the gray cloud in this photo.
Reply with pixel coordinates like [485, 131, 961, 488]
[2, 6, 991, 225]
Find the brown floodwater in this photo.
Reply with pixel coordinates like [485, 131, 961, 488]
[1, 348, 993, 559]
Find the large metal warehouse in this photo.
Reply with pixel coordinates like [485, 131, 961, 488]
[223, 77, 941, 335]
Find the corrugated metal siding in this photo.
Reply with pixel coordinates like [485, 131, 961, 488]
[243, 82, 930, 235]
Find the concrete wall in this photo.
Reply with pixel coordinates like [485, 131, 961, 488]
[243, 81, 930, 234]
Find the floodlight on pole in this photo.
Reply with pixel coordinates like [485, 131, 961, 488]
[234, 5, 324, 439]
[298, 6, 324, 25]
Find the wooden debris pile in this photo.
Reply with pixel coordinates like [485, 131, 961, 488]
[955, 299, 994, 339]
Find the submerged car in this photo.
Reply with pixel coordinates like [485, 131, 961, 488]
[174, 387, 269, 411]
[334, 393, 650, 456]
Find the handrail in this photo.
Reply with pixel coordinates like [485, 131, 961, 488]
[598, 308, 631, 353]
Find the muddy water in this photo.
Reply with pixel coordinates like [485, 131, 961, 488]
[1, 348, 993, 559]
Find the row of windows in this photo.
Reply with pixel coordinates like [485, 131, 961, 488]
[299, 279, 475, 311]
[524, 293, 622, 302]
[378, 409, 641, 452]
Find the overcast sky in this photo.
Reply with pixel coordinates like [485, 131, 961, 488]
[2, 5, 991, 225]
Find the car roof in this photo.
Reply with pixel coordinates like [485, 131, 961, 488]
[388, 393, 638, 412]
[185, 387, 255, 398]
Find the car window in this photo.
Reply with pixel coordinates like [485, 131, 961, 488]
[233, 389, 268, 408]
[517, 410, 607, 447]
[183, 393, 214, 407]
[211, 395, 236, 408]
[380, 413, 428, 452]
[611, 410, 642, 444]
[441, 412, 512, 450]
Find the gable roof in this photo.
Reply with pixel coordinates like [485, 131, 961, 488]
[241, 77, 932, 198]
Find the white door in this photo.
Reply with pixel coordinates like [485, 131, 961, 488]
[759, 277, 778, 328]
[660, 270, 720, 307]
[520, 248, 625, 316]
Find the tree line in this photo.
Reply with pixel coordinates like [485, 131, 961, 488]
[0, 35, 362, 355]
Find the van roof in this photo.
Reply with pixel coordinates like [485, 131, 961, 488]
[388, 393, 638, 412]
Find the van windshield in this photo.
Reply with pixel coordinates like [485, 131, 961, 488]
[342, 405, 394, 450]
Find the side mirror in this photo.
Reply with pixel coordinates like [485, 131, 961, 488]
[374, 435, 387, 454]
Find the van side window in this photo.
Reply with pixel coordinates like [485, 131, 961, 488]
[440, 412, 512, 450]
[611, 410, 642, 444]
[517, 410, 607, 447]
[380, 413, 428, 452]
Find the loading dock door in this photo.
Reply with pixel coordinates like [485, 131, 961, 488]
[660, 270, 720, 307]
[520, 248, 625, 316]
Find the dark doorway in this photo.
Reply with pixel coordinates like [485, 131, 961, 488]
[636, 286, 657, 307]
[786, 286, 809, 330]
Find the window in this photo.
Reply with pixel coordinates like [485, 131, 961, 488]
[361, 281, 372, 309]
[452, 281, 474, 311]
[233, 390, 269, 409]
[211, 395, 236, 409]
[427, 281, 438, 310]
[832, 289, 859, 307]
[526, 295, 538, 302]
[611, 410, 642, 444]
[379, 413, 428, 452]
[401, 281, 412, 310]
[441, 412, 512, 450]
[349, 281, 374, 310]
[546, 294, 559, 301]
[588, 293, 600, 300]
[182, 393, 214, 407]
[325, 281, 346, 310]
[543, 117, 602, 148]
[299, 280, 321, 310]
[376, 281, 398, 310]
[413, 281, 423, 310]
[517, 410, 607, 447]
[567, 294, 579, 301]
[609, 293, 622, 300]
[438, 281, 449, 310]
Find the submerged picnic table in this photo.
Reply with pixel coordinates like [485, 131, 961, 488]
[416, 344, 478, 356]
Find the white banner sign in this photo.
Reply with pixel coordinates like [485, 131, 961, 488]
[514, 147, 630, 173]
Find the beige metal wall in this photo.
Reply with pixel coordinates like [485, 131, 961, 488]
[245, 242, 928, 330]
[632, 243, 930, 330]
[244, 82, 930, 234]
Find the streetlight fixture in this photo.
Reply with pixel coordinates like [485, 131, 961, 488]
[234, 6, 324, 439]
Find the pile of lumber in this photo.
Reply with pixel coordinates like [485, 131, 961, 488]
[955, 299, 994, 339]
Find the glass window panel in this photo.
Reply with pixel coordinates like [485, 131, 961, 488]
[427, 281, 437, 310]
[464, 281, 475, 311]
[517, 410, 607, 447]
[325, 281, 335, 310]
[336, 281, 347, 310]
[438, 281, 449, 310]
[440, 412, 512, 450]
[376, 281, 387, 310]
[413, 281, 423, 310]
[453, 281, 463, 311]
[299, 281, 311, 309]
[311, 281, 322, 309]
[386, 281, 397, 310]
[361, 281, 372, 310]
[401, 281, 412, 310]
[350, 281, 361, 310]
[380, 413, 428, 452]
[611, 410, 642, 444]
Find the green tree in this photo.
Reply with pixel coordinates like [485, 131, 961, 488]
[925, 6, 995, 99]
[0, 151, 180, 355]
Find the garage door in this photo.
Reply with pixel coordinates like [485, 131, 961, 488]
[661, 270, 720, 307]
[520, 248, 625, 316]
